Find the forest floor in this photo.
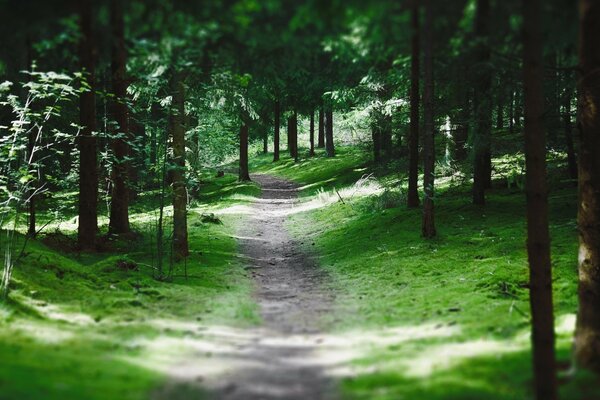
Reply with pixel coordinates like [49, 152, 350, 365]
[155, 174, 338, 399]
[3, 145, 600, 399]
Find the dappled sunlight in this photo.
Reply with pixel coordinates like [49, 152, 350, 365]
[11, 319, 76, 344]
[401, 339, 525, 378]
[117, 320, 461, 387]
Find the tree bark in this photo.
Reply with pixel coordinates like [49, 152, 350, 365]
[25, 36, 36, 238]
[381, 114, 393, 161]
[372, 114, 381, 163]
[318, 106, 325, 148]
[239, 122, 251, 181]
[407, 1, 420, 208]
[325, 108, 335, 157]
[575, 0, 600, 374]
[309, 110, 315, 157]
[523, 0, 558, 397]
[273, 100, 280, 162]
[108, 0, 130, 234]
[472, 0, 492, 205]
[77, 0, 98, 249]
[263, 126, 268, 154]
[564, 91, 578, 181]
[421, 0, 435, 238]
[170, 74, 188, 259]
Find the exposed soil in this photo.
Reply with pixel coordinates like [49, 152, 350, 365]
[206, 174, 336, 399]
[153, 174, 338, 400]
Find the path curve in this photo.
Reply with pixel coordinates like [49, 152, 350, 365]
[208, 174, 337, 399]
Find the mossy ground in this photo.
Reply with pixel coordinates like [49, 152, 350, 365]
[251, 145, 600, 399]
[0, 173, 260, 400]
[2, 144, 599, 399]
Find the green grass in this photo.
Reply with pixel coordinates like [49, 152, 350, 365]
[253, 145, 599, 399]
[0, 172, 260, 400]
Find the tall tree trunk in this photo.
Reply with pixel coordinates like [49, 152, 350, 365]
[575, 0, 600, 374]
[509, 89, 515, 133]
[239, 122, 251, 181]
[325, 108, 335, 157]
[453, 99, 470, 162]
[564, 91, 578, 181]
[292, 112, 298, 161]
[288, 112, 298, 161]
[523, 0, 558, 398]
[273, 100, 280, 162]
[287, 115, 292, 157]
[78, 0, 98, 249]
[318, 106, 325, 148]
[108, 0, 130, 234]
[309, 110, 315, 157]
[372, 114, 382, 163]
[170, 74, 188, 259]
[407, 2, 420, 208]
[496, 90, 504, 130]
[381, 114, 393, 161]
[263, 127, 268, 154]
[421, 0, 435, 238]
[472, 0, 492, 205]
[25, 36, 36, 238]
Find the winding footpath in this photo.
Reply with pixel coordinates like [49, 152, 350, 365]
[208, 174, 337, 399]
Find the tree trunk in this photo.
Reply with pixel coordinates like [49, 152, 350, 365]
[472, 0, 492, 205]
[170, 74, 188, 259]
[381, 114, 393, 161]
[509, 89, 515, 133]
[318, 106, 325, 148]
[108, 0, 130, 234]
[309, 110, 315, 157]
[523, 0, 558, 398]
[77, 0, 98, 249]
[372, 115, 382, 163]
[263, 126, 268, 154]
[287, 115, 292, 158]
[575, 0, 600, 375]
[496, 90, 504, 130]
[325, 108, 335, 157]
[421, 0, 436, 239]
[25, 37, 36, 238]
[453, 100, 470, 162]
[564, 91, 578, 181]
[407, 2, 420, 208]
[273, 100, 280, 162]
[239, 122, 251, 181]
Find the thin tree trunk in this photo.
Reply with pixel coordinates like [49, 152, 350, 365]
[381, 114, 393, 161]
[509, 89, 515, 133]
[78, 0, 98, 248]
[309, 110, 315, 157]
[496, 90, 504, 130]
[273, 100, 280, 162]
[292, 112, 298, 161]
[564, 91, 577, 181]
[170, 74, 188, 259]
[108, 0, 130, 234]
[239, 122, 251, 181]
[372, 114, 381, 163]
[287, 115, 292, 158]
[575, 0, 600, 375]
[523, 1, 558, 398]
[325, 108, 335, 157]
[26, 36, 36, 238]
[263, 127, 268, 154]
[407, 1, 420, 208]
[318, 106, 325, 148]
[453, 100, 470, 162]
[472, 0, 492, 205]
[421, 0, 435, 238]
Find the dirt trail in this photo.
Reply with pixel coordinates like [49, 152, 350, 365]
[204, 174, 337, 399]
[152, 174, 338, 400]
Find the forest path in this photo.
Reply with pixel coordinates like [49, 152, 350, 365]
[152, 175, 339, 400]
[206, 174, 338, 399]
